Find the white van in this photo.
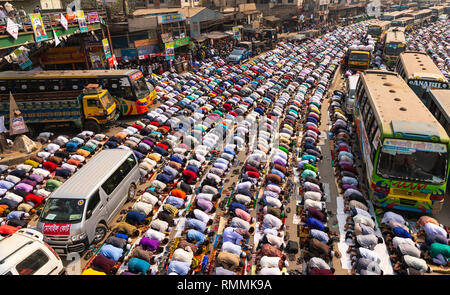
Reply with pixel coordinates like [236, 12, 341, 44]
[0, 229, 65, 275]
[346, 75, 360, 116]
[36, 149, 140, 255]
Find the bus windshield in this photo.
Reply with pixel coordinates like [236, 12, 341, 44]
[349, 52, 370, 62]
[40, 198, 86, 223]
[377, 140, 448, 184]
[368, 27, 381, 36]
[385, 43, 405, 56]
[131, 76, 150, 100]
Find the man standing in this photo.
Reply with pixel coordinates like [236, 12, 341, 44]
[33, 5, 41, 14]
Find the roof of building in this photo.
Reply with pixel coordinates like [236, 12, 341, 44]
[132, 8, 180, 17]
[177, 7, 207, 18]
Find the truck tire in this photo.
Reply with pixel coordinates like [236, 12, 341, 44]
[93, 223, 107, 244]
[256, 48, 262, 55]
[127, 183, 137, 201]
[84, 120, 101, 134]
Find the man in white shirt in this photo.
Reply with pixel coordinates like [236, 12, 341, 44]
[173, 246, 194, 264]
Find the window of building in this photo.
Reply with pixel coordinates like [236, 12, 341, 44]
[16, 250, 49, 275]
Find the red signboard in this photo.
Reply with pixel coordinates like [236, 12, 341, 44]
[108, 56, 114, 68]
[43, 223, 71, 236]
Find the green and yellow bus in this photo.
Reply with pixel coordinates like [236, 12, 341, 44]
[354, 70, 450, 214]
[0, 69, 157, 116]
[383, 27, 406, 67]
[367, 21, 391, 40]
[431, 6, 446, 21]
[390, 16, 414, 30]
[380, 11, 405, 21]
[396, 51, 449, 100]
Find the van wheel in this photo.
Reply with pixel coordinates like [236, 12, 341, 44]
[127, 184, 137, 201]
[84, 120, 101, 134]
[93, 224, 107, 244]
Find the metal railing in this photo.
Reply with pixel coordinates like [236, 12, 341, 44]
[0, 10, 106, 36]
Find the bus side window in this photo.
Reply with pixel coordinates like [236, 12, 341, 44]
[0, 80, 9, 94]
[37, 80, 47, 92]
[362, 94, 371, 119]
[365, 108, 375, 132]
[68, 79, 82, 90]
[49, 79, 64, 91]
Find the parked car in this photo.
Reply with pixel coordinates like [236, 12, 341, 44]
[0, 229, 65, 275]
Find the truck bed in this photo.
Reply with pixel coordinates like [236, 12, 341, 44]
[0, 91, 82, 126]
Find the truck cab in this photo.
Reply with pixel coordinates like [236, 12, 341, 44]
[80, 85, 119, 133]
[227, 43, 252, 64]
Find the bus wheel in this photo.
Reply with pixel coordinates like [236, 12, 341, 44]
[127, 183, 137, 201]
[84, 120, 101, 134]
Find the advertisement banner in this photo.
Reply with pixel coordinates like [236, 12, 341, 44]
[157, 13, 184, 24]
[232, 26, 240, 40]
[77, 10, 88, 33]
[107, 56, 114, 67]
[40, 47, 85, 65]
[165, 41, 175, 60]
[60, 13, 68, 30]
[89, 52, 105, 69]
[87, 11, 99, 23]
[134, 38, 159, 48]
[11, 117, 27, 134]
[121, 48, 137, 61]
[30, 13, 48, 42]
[173, 37, 190, 48]
[6, 18, 19, 40]
[13, 48, 32, 70]
[102, 38, 112, 59]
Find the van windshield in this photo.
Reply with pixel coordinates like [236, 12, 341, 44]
[40, 198, 85, 223]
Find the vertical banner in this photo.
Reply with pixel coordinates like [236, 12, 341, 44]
[232, 26, 240, 40]
[102, 38, 112, 59]
[29, 13, 48, 42]
[60, 13, 68, 30]
[13, 48, 32, 70]
[87, 12, 99, 23]
[89, 52, 105, 69]
[6, 18, 19, 40]
[165, 41, 175, 60]
[77, 10, 88, 33]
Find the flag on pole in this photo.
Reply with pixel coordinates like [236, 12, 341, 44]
[53, 29, 61, 47]
[6, 18, 19, 40]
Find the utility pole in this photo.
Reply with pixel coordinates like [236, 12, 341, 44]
[234, 0, 237, 26]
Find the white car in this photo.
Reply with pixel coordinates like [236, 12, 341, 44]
[0, 229, 65, 275]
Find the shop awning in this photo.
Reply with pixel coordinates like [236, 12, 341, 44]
[204, 31, 229, 40]
[264, 16, 281, 22]
[193, 35, 208, 42]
